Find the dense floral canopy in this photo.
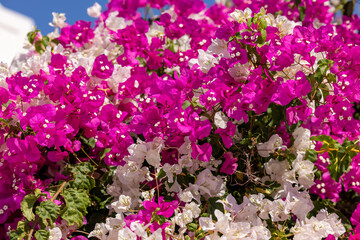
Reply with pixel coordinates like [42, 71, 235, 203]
[1, 0, 360, 239]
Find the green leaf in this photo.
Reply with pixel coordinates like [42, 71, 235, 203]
[2, 100, 12, 108]
[10, 221, 29, 240]
[286, 120, 303, 134]
[69, 162, 95, 190]
[70, 172, 95, 190]
[247, 17, 253, 28]
[187, 223, 198, 232]
[182, 100, 191, 110]
[0, 118, 10, 128]
[298, 6, 306, 21]
[228, 36, 236, 42]
[256, 29, 267, 46]
[9, 231, 22, 240]
[327, 159, 341, 181]
[326, 73, 336, 83]
[318, 59, 334, 69]
[311, 135, 340, 150]
[295, 0, 301, 6]
[100, 148, 111, 160]
[157, 215, 166, 225]
[61, 207, 84, 227]
[200, 212, 210, 218]
[157, 168, 167, 180]
[305, 149, 318, 163]
[101, 166, 116, 185]
[89, 137, 96, 148]
[191, 97, 205, 109]
[259, 17, 267, 30]
[80, 136, 96, 149]
[168, 41, 176, 53]
[207, 197, 224, 220]
[51, 38, 60, 44]
[27, 31, 38, 44]
[60, 187, 91, 227]
[72, 161, 94, 175]
[269, 103, 284, 126]
[314, 59, 334, 84]
[34, 40, 45, 54]
[42, 36, 50, 47]
[319, 83, 330, 99]
[312, 136, 359, 181]
[21, 194, 38, 221]
[35, 230, 50, 240]
[177, 173, 196, 188]
[253, 16, 258, 24]
[195, 230, 206, 240]
[90, 187, 113, 209]
[61, 188, 91, 214]
[35, 201, 60, 226]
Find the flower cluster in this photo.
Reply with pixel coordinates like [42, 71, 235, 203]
[1, 0, 360, 239]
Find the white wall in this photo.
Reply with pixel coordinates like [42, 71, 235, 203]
[0, 4, 34, 65]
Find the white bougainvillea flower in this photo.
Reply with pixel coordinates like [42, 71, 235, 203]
[87, 2, 102, 18]
[257, 134, 285, 157]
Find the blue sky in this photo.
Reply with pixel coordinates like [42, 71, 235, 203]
[1, 0, 216, 34]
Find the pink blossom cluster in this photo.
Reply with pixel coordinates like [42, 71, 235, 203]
[1, 0, 360, 239]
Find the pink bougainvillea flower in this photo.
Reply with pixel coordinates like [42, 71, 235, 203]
[91, 54, 114, 79]
[310, 171, 342, 202]
[220, 152, 238, 175]
[69, 20, 94, 47]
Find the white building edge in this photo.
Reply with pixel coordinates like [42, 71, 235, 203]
[0, 4, 34, 65]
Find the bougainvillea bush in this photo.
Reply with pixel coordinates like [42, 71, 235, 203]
[2, 0, 360, 239]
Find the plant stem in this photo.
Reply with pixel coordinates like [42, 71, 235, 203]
[51, 181, 67, 201]
[81, 147, 99, 167]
